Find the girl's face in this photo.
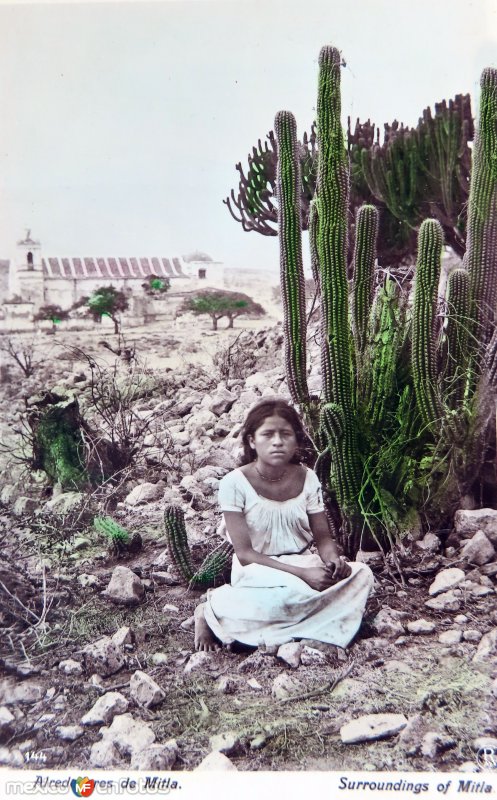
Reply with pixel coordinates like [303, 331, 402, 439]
[248, 414, 298, 466]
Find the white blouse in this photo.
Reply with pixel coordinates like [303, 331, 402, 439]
[217, 467, 324, 556]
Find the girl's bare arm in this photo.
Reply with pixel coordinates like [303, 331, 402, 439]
[309, 512, 351, 580]
[223, 511, 335, 591]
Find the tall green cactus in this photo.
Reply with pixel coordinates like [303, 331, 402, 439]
[276, 47, 497, 555]
[163, 505, 194, 583]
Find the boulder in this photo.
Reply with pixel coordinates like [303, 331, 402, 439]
[371, 607, 406, 637]
[463, 629, 483, 642]
[208, 388, 236, 416]
[271, 673, 303, 701]
[81, 692, 129, 725]
[130, 741, 178, 770]
[55, 725, 84, 742]
[460, 531, 496, 566]
[43, 492, 86, 515]
[454, 508, 497, 545]
[428, 568, 465, 596]
[421, 731, 456, 758]
[277, 642, 303, 669]
[99, 713, 155, 757]
[89, 740, 124, 769]
[58, 659, 83, 675]
[407, 619, 436, 635]
[125, 481, 165, 506]
[415, 532, 441, 552]
[129, 671, 165, 708]
[438, 630, 463, 645]
[102, 566, 145, 607]
[0, 707, 15, 742]
[195, 751, 238, 771]
[82, 636, 125, 677]
[300, 646, 328, 666]
[472, 628, 497, 664]
[424, 591, 461, 612]
[340, 714, 408, 744]
[209, 732, 240, 754]
[112, 626, 133, 648]
[184, 652, 216, 675]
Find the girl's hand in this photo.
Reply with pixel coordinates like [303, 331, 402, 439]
[301, 565, 337, 591]
[324, 557, 352, 582]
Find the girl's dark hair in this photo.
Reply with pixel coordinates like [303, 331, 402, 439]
[239, 398, 310, 466]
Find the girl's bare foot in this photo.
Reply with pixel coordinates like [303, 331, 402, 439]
[194, 603, 220, 652]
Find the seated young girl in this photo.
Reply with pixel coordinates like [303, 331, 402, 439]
[194, 398, 374, 652]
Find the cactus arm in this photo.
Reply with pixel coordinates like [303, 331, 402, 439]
[352, 204, 379, 359]
[274, 110, 310, 409]
[94, 516, 130, 543]
[442, 268, 470, 408]
[466, 68, 497, 351]
[190, 541, 234, 588]
[411, 218, 445, 430]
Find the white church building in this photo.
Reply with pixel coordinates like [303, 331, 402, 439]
[0, 232, 225, 327]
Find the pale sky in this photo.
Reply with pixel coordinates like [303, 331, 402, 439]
[0, 0, 496, 271]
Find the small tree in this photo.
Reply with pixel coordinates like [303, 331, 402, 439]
[179, 290, 265, 330]
[34, 304, 69, 333]
[0, 335, 39, 377]
[142, 274, 171, 296]
[87, 286, 128, 334]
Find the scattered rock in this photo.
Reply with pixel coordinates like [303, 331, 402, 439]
[180, 615, 195, 630]
[89, 740, 124, 768]
[473, 736, 497, 750]
[125, 481, 165, 506]
[208, 388, 236, 416]
[82, 636, 125, 677]
[463, 629, 483, 642]
[382, 660, 414, 674]
[421, 731, 456, 758]
[238, 651, 272, 673]
[216, 676, 238, 694]
[55, 725, 84, 741]
[407, 619, 436, 635]
[81, 692, 129, 725]
[195, 751, 238, 771]
[0, 707, 15, 742]
[112, 626, 133, 648]
[77, 573, 100, 589]
[416, 533, 441, 552]
[398, 714, 426, 755]
[424, 591, 461, 612]
[428, 568, 465, 596]
[455, 614, 469, 624]
[356, 550, 383, 566]
[340, 714, 408, 744]
[149, 652, 168, 666]
[300, 646, 328, 666]
[43, 492, 86, 515]
[438, 630, 463, 645]
[247, 678, 262, 690]
[209, 732, 240, 754]
[250, 733, 268, 750]
[454, 508, 497, 545]
[3, 680, 44, 706]
[102, 566, 145, 606]
[130, 740, 178, 770]
[0, 746, 24, 767]
[99, 713, 155, 756]
[271, 673, 303, 701]
[58, 659, 83, 675]
[129, 671, 165, 708]
[162, 603, 179, 613]
[460, 531, 496, 566]
[472, 628, 497, 663]
[277, 642, 303, 669]
[371, 607, 406, 637]
[184, 652, 215, 675]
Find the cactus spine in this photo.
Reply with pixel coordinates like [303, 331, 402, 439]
[163, 505, 194, 583]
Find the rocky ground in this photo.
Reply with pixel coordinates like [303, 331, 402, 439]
[0, 318, 496, 774]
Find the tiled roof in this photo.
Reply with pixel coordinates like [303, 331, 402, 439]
[41, 256, 189, 280]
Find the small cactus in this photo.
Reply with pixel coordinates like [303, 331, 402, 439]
[94, 516, 129, 544]
[163, 505, 194, 583]
[190, 541, 234, 588]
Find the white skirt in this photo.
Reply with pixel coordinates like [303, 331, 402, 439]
[203, 553, 374, 648]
